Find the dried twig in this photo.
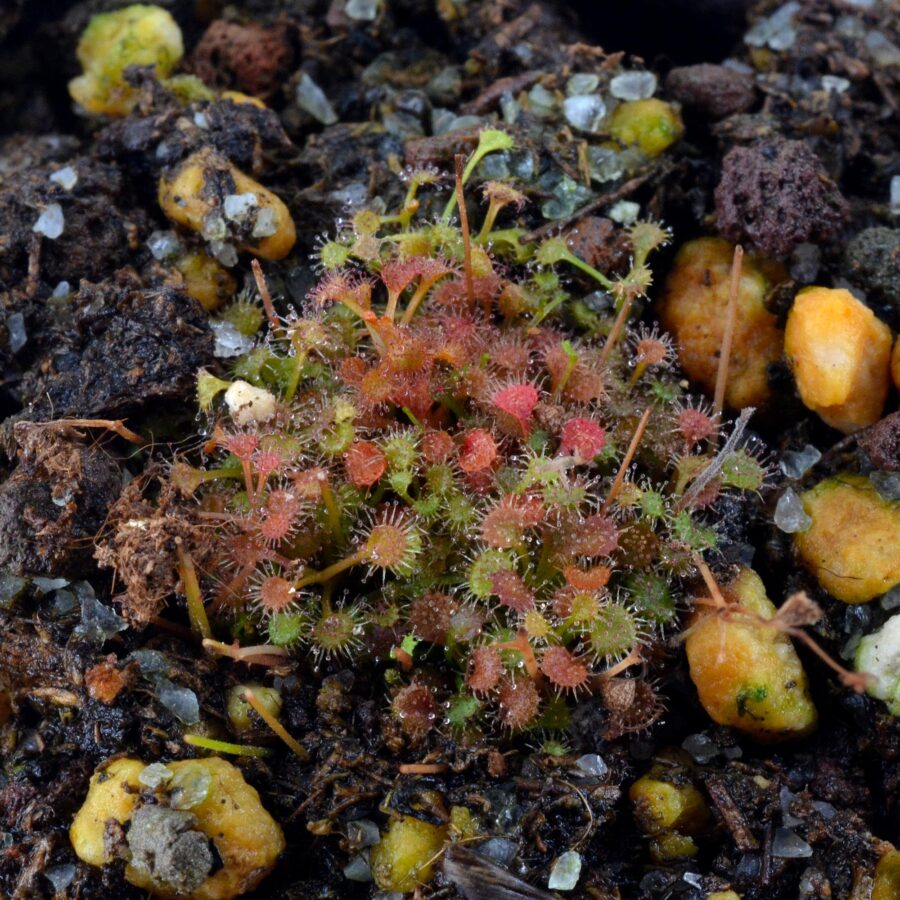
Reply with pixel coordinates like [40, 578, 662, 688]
[676, 407, 754, 511]
[25, 417, 145, 446]
[520, 167, 659, 244]
[455, 154, 477, 315]
[704, 774, 759, 851]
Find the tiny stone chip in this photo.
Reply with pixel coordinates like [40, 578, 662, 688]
[610, 71, 657, 100]
[548, 850, 582, 890]
[49, 166, 78, 190]
[33, 203, 65, 239]
[774, 488, 812, 534]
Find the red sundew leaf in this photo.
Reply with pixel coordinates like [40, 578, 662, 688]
[408, 592, 457, 643]
[459, 429, 497, 473]
[266, 489, 300, 518]
[345, 441, 387, 487]
[490, 570, 536, 613]
[540, 646, 589, 691]
[308, 271, 353, 307]
[256, 489, 302, 545]
[565, 514, 619, 557]
[550, 586, 578, 619]
[563, 564, 612, 591]
[380, 258, 421, 296]
[466, 645, 503, 693]
[481, 495, 544, 549]
[339, 356, 368, 387]
[678, 407, 717, 447]
[481, 505, 526, 549]
[462, 468, 496, 495]
[493, 383, 539, 428]
[497, 677, 540, 730]
[256, 575, 297, 615]
[359, 365, 394, 406]
[385, 335, 432, 375]
[422, 430, 455, 464]
[392, 683, 438, 740]
[225, 432, 259, 461]
[417, 256, 455, 284]
[508, 494, 545, 527]
[290, 467, 329, 501]
[252, 449, 283, 480]
[560, 418, 606, 462]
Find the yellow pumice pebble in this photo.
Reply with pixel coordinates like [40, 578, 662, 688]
[70, 757, 284, 900]
[784, 286, 892, 433]
[69, 5, 184, 117]
[685, 567, 817, 740]
[158, 148, 296, 261]
[794, 475, 900, 604]
[608, 98, 684, 157]
[659, 237, 786, 410]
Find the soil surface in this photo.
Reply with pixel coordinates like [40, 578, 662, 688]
[0, 2, 898, 899]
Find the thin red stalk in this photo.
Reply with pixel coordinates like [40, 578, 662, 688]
[598, 292, 637, 368]
[252, 258, 282, 337]
[713, 244, 743, 417]
[455, 154, 476, 315]
[602, 408, 651, 511]
[597, 648, 642, 680]
[241, 688, 310, 760]
[399, 763, 449, 775]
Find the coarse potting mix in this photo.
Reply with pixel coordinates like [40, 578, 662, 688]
[0, 1, 899, 898]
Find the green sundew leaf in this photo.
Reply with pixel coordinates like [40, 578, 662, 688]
[648, 378, 680, 405]
[623, 572, 677, 627]
[537, 695, 571, 731]
[526, 429, 551, 453]
[412, 493, 442, 518]
[670, 512, 717, 551]
[468, 550, 518, 600]
[474, 128, 515, 157]
[228, 490, 252, 515]
[521, 454, 564, 489]
[268, 611, 305, 648]
[535, 236, 570, 266]
[493, 465, 521, 495]
[319, 421, 355, 456]
[485, 228, 533, 263]
[720, 448, 767, 492]
[261, 355, 299, 393]
[640, 490, 667, 521]
[231, 347, 269, 385]
[221, 299, 265, 337]
[424, 463, 456, 496]
[530, 269, 562, 294]
[589, 603, 640, 659]
[196, 369, 231, 411]
[447, 694, 481, 728]
[539, 740, 569, 757]
[593, 440, 619, 467]
[387, 469, 414, 497]
[383, 433, 419, 471]
[445, 491, 478, 530]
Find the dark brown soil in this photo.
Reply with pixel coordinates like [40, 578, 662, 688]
[0, 2, 898, 899]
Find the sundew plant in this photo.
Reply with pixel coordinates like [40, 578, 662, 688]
[175, 130, 767, 745]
